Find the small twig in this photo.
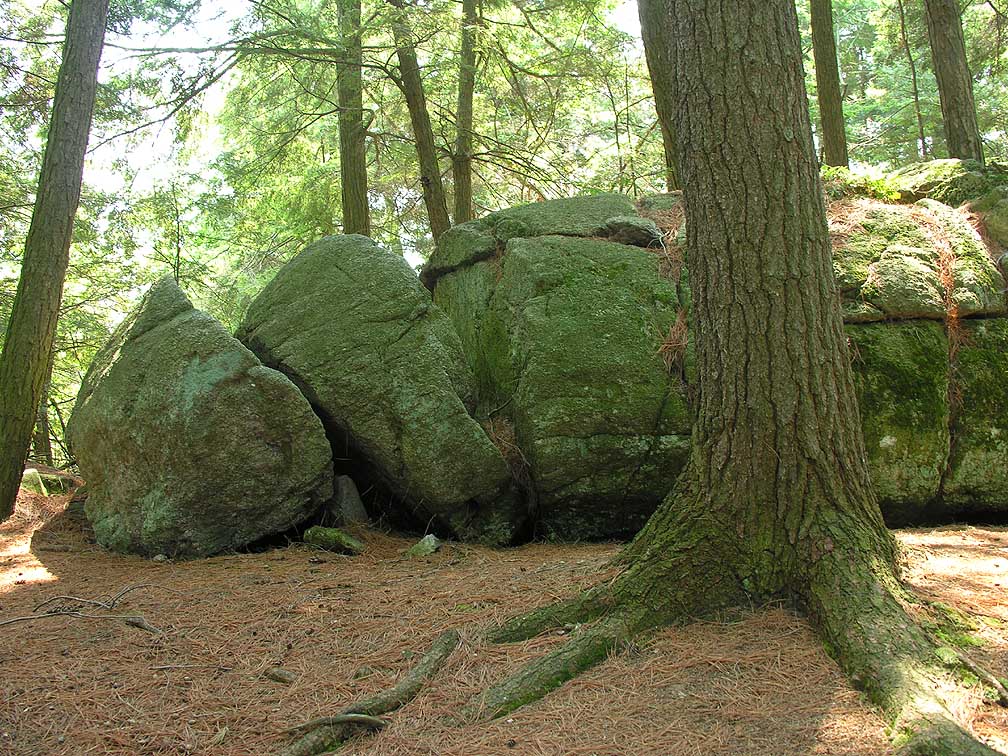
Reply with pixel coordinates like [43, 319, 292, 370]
[33, 583, 169, 612]
[954, 648, 1008, 707]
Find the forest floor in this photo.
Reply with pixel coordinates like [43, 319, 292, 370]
[1, 490, 1006, 756]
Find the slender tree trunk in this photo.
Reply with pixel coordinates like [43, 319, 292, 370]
[0, 0, 108, 519]
[810, 0, 849, 167]
[32, 349, 55, 466]
[388, 0, 452, 240]
[924, 0, 985, 164]
[637, 0, 680, 191]
[452, 0, 478, 224]
[896, 0, 929, 159]
[337, 0, 370, 236]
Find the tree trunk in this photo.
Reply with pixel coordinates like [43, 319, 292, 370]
[388, 0, 452, 241]
[810, 0, 849, 167]
[896, 0, 929, 159]
[637, 0, 680, 191]
[337, 0, 370, 236]
[32, 349, 55, 466]
[452, 0, 478, 224]
[924, 0, 985, 164]
[0, 0, 108, 519]
[480, 2, 999, 751]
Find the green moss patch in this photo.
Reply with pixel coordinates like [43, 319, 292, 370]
[846, 321, 950, 523]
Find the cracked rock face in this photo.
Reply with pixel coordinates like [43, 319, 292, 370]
[68, 277, 334, 558]
[236, 234, 524, 545]
[425, 196, 690, 540]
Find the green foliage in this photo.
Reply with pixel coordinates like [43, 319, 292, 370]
[821, 165, 900, 200]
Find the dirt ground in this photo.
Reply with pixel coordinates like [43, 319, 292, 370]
[1, 491, 1006, 756]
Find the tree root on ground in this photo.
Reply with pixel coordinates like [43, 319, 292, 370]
[277, 628, 460, 756]
[476, 527, 1006, 756]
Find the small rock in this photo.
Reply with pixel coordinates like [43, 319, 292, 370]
[604, 215, 663, 247]
[152, 554, 169, 563]
[263, 667, 298, 685]
[404, 534, 442, 558]
[303, 526, 364, 555]
[333, 475, 369, 525]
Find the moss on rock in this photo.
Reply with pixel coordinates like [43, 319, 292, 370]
[943, 319, 1008, 513]
[889, 159, 1006, 207]
[846, 321, 950, 524]
[236, 235, 524, 545]
[69, 277, 334, 559]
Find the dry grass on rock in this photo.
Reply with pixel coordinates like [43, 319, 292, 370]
[1, 491, 1006, 755]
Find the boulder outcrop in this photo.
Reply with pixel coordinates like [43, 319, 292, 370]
[69, 277, 333, 558]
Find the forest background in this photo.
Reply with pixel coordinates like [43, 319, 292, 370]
[0, 0, 1005, 465]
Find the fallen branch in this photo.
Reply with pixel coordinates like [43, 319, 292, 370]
[278, 628, 461, 756]
[0, 611, 160, 633]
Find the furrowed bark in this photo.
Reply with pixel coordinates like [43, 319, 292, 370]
[637, 0, 680, 190]
[0, 0, 108, 520]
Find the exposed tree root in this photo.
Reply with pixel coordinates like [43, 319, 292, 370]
[277, 628, 460, 756]
[478, 509, 1005, 755]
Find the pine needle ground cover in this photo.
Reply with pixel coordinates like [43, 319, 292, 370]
[1, 491, 1005, 755]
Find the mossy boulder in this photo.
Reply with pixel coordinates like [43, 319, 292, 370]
[846, 321, 950, 524]
[427, 210, 691, 540]
[236, 234, 523, 545]
[889, 159, 1008, 207]
[68, 277, 334, 559]
[917, 199, 1007, 317]
[942, 319, 1008, 513]
[831, 200, 1007, 321]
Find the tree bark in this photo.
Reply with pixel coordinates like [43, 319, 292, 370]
[481, 2, 999, 750]
[896, 0, 929, 159]
[388, 0, 452, 241]
[337, 0, 370, 236]
[924, 0, 985, 164]
[810, 0, 849, 167]
[0, 0, 108, 519]
[637, 0, 680, 191]
[452, 0, 478, 224]
[32, 349, 55, 466]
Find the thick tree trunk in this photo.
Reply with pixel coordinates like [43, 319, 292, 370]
[0, 0, 108, 519]
[637, 0, 680, 191]
[452, 0, 478, 224]
[810, 0, 849, 167]
[482, 2, 999, 751]
[896, 0, 929, 159]
[388, 0, 452, 241]
[924, 0, 985, 164]
[336, 0, 370, 236]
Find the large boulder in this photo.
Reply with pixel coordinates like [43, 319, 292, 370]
[427, 196, 689, 540]
[889, 159, 1008, 207]
[68, 277, 333, 558]
[831, 200, 1007, 322]
[424, 192, 1008, 536]
[235, 234, 524, 545]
